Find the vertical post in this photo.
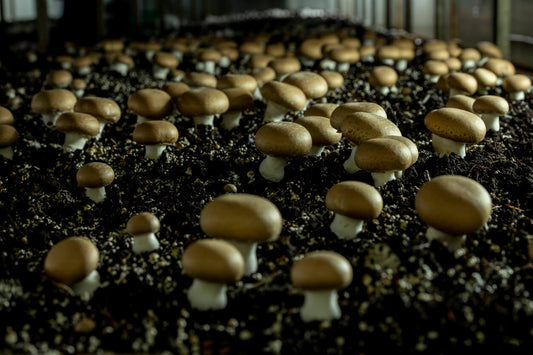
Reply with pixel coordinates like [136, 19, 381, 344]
[157, 0, 165, 35]
[449, 0, 457, 40]
[493, 0, 511, 59]
[36, 0, 49, 53]
[96, 0, 105, 39]
[385, 0, 391, 29]
[405, 0, 412, 32]
[435, 0, 446, 40]
[132, 0, 141, 35]
[371, 0, 377, 27]
[395, 0, 403, 29]
[361, 0, 366, 25]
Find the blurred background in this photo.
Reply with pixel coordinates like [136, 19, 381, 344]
[0, 0, 531, 70]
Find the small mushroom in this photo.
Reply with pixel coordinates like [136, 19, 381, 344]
[76, 162, 115, 203]
[325, 181, 383, 239]
[110, 54, 135, 76]
[502, 74, 532, 101]
[126, 212, 161, 254]
[283, 71, 329, 107]
[220, 88, 254, 131]
[304, 103, 338, 118]
[396, 47, 415, 72]
[319, 70, 344, 96]
[132, 120, 179, 160]
[473, 95, 509, 132]
[446, 94, 477, 115]
[476, 41, 502, 61]
[291, 250, 353, 322]
[326, 47, 360, 72]
[127, 89, 173, 125]
[0, 125, 19, 159]
[473, 68, 498, 95]
[447, 72, 478, 97]
[176, 87, 229, 128]
[152, 52, 179, 80]
[44, 237, 100, 298]
[369, 66, 398, 95]
[73, 55, 94, 76]
[377, 45, 400, 66]
[70, 78, 87, 98]
[31, 89, 77, 126]
[182, 239, 244, 310]
[482, 58, 515, 85]
[55, 112, 100, 152]
[45, 70, 73, 88]
[255, 122, 312, 182]
[200, 193, 282, 275]
[415, 175, 492, 251]
[424, 107, 486, 158]
[250, 67, 276, 100]
[268, 56, 301, 81]
[195, 48, 222, 75]
[422, 60, 449, 83]
[0, 106, 14, 125]
[74, 97, 121, 139]
[298, 38, 324, 67]
[295, 115, 342, 156]
[383, 135, 419, 178]
[330, 102, 387, 131]
[459, 48, 481, 69]
[260, 81, 306, 123]
[217, 74, 258, 95]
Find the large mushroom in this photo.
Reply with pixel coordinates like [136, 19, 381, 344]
[31, 89, 77, 126]
[55, 112, 100, 152]
[369, 66, 398, 95]
[220, 88, 254, 131]
[283, 71, 329, 107]
[127, 89, 173, 125]
[74, 97, 121, 139]
[260, 81, 307, 123]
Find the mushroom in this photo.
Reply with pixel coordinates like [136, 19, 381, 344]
[44, 237, 100, 297]
[162, 82, 190, 115]
[325, 181, 383, 239]
[424, 107, 486, 158]
[220, 88, 254, 131]
[396, 47, 415, 72]
[422, 60, 449, 83]
[183, 72, 217, 89]
[45, 70, 73, 88]
[304, 103, 338, 118]
[319, 70, 344, 96]
[126, 212, 161, 254]
[472, 95, 509, 132]
[239, 41, 265, 65]
[250, 66, 276, 100]
[472, 68, 497, 95]
[330, 102, 387, 132]
[247, 53, 274, 70]
[459, 48, 481, 69]
[0, 125, 19, 159]
[255, 122, 312, 182]
[74, 97, 121, 139]
[268, 56, 301, 81]
[70, 78, 87, 98]
[326, 47, 360, 73]
[283, 71, 329, 108]
[73, 55, 94, 76]
[377, 45, 400, 66]
[260, 81, 306, 123]
[31, 89, 77, 126]
[291, 250, 353, 322]
[369, 66, 398, 95]
[76, 162, 115, 203]
[219, 47, 239, 68]
[446, 94, 477, 115]
[132, 120, 179, 160]
[382, 135, 419, 178]
[354, 136, 413, 187]
[182, 239, 244, 310]
[199, 193, 282, 275]
[482, 58, 515, 85]
[446, 72, 478, 97]
[195, 48, 222, 75]
[110, 54, 135, 76]
[127, 88, 173, 125]
[445, 57, 462, 72]
[152, 52, 179, 80]
[55, 112, 100, 152]
[339, 112, 401, 173]
[476, 41, 503, 61]
[298, 38, 324, 67]
[502, 74, 532, 101]
[0, 106, 14, 125]
[217, 74, 258, 95]
[265, 42, 286, 57]
[359, 45, 376, 62]
[415, 175, 492, 251]
[295, 115, 342, 156]
[176, 87, 229, 128]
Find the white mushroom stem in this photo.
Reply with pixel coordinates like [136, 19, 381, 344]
[84, 186, 107, 203]
[193, 115, 215, 128]
[263, 101, 290, 123]
[361, 55, 374, 63]
[300, 289, 341, 322]
[337, 62, 350, 73]
[253, 87, 263, 101]
[477, 85, 488, 95]
[95, 121, 106, 140]
[496, 77, 504, 86]
[136, 115, 149, 125]
[131, 232, 160, 254]
[219, 56, 231, 68]
[187, 279, 228, 310]
[381, 58, 395, 66]
[144, 144, 168, 160]
[145, 51, 156, 61]
[319, 58, 337, 71]
[78, 66, 91, 76]
[299, 57, 315, 67]
[71, 270, 101, 298]
[259, 155, 287, 182]
[371, 171, 396, 187]
[60, 62, 72, 70]
[330, 213, 364, 240]
[111, 63, 129, 76]
[480, 113, 500, 132]
[221, 111, 243, 131]
[73, 89, 85, 98]
[196, 61, 216, 75]
[153, 65, 170, 80]
[396, 59, 408, 72]
[449, 88, 469, 98]
[462, 60, 477, 70]
[309, 145, 325, 157]
[41, 113, 62, 126]
[425, 74, 440, 83]
[394, 170, 404, 179]
[426, 226, 466, 252]
[0, 147, 14, 160]
[63, 133, 89, 152]
[171, 51, 184, 62]
[227, 240, 258, 276]
[375, 86, 391, 95]
[509, 91, 525, 101]
[431, 133, 466, 158]
[343, 144, 360, 173]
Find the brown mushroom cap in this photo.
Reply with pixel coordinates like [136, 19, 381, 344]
[200, 193, 282, 243]
[445, 57, 462, 71]
[31, 89, 77, 114]
[422, 60, 449, 76]
[239, 41, 264, 55]
[71, 78, 87, 91]
[132, 120, 179, 145]
[260, 81, 307, 112]
[251, 67, 276, 86]
[247, 54, 274, 69]
[359, 45, 376, 58]
[476, 41, 503, 59]
[328, 47, 360, 63]
[299, 38, 324, 60]
[74, 97, 121, 124]
[162, 82, 190, 100]
[127, 89, 173, 119]
[73, 55, 94, 69]
[182, 239, 244, 284]
[330, 102, 387, 131]
[340, 112, 401, 145]
[446, 95, 477, 114]
[283, 71, 329, 99]
[369, 66, 398, 87]
[114, 54, 135, 69]
[55, 112, 100, 137]
[304, 103, 338, 118]
[382, 135, 418, 166]
[427, 49, 450, 61]
[0, 106, 14, 125]
[255, 121, 313, 157]
[415, 175, 492, 235]
[377, 45, 401, 60]
[196, 48, 222, 62]
[482, 58, 515, 78]
[268, 57, 301, 76]
[295, 115, 342, 146]
[502, 74, 532, 93]
[319, 70, 344, 90]
[424, 107, 486, 143]
[447, 73, 478, 95]
[265, 42, 286, 57]
[459, 48, 481, 62]
[354, 137, 413, 172]
[326, 181, 383, 220]
[44, 237, 99, 286]
[0, 124, 19, 147]
[153, 52, 179, 68]
[222, 88, 254, 112]
[46, 70, 73, 87]
[183, 72, 217, 88]
[217, 74, 258, 93]
[473, 95, 509, 115]
[76, 162, 115, 188]
[127, 212, 160, 235]
[291, 250, 353, 291]
[219, 47, 239, 62]
[473, 68, 498, 87]
[176, 87, 229, 117]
